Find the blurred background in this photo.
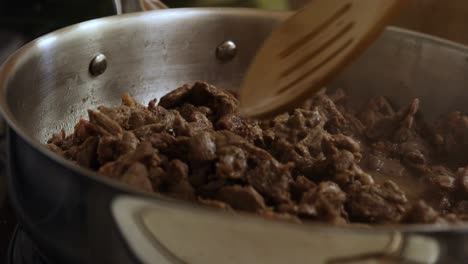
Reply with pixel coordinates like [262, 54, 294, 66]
[1, 0, 468, 81]
[1, 0, 468, 43]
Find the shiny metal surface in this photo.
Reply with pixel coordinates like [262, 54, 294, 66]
[116, 0, 168, 14]
[89, 53, 108, 76]
[1, 7, 468, 264]
[216, 40, 238, 62]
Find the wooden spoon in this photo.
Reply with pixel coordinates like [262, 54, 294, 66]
[239, 0, 405, 118]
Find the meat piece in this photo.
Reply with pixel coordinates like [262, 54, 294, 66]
[399, 141, 427, 170]
[246, 159, 292, 204]
[216, 185, 266, 212]
[393, 99, 420, 143]
[188, 131, 216, 162]
[292, 175, 317, 197]
[427, 166, 456, 192]
[177, 103, 214, 134]
[47, 129, 66, 146]
[46, 143, 64, 156]
[132, 124, 168, 140]
[97, 136, 119, 163]
[74, 119, 96, 142]
[434, 111, 468, 166]
[120, 162, 153, 192]
[159, 82, 238, 118]
[300, 182, 347, 223]
[88, 110, 123, 137]
[165, 159, 195, 200]
[198, 179, 227, 197]
[98, 105, 131, 129]
[128, 108, 160, 129]
[322, 136, 373, 186]
[121, 93, 145, 109]
[189, 163, 212, 187]
[323, 134, 361, 159]
[157, 84, 191, 109]
[457, 167, 468, 196]
[268, 109, 327, 175]
[454, 200, 468, 215]
[347, 181, 407, 223]
[342, 112, 366, 136]
[271, 137, 316, 175]
[74, 136, 98, 168]
[358, 96, 396, 129]
[131, 110, 190, 139]
[329, 88, 346, 103]
[363, 99, 419, 142]
[97, 131, 139, 164]
[178, 104, 212, 123]
[216, 113, 263, 144]
[46, 83, 468, 225]
[148, 163, 166, 191]
[215, 146, 247, 180]
[149, 133, 190, 160]
[213, 130, 293, 203]
[119, 132, 139, 154]
[403, 200, 440, 224]
[98, 141, 154, 179]
[307, 94, 347, 134]
[97, 142, 154, 192]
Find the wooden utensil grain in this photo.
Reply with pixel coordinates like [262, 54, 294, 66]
[239, 0, 405, 118]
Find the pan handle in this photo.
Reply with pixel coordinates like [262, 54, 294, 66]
[114, 0, 168, 14]
[111, 195, 441, 264]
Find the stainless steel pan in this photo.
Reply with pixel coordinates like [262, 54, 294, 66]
[1, 2, 468, 264]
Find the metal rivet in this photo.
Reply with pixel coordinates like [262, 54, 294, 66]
[89, 54, 107, 76]
[216, 40, 237, 62]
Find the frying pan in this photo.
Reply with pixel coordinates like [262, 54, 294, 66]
[1, 1, 468, 263]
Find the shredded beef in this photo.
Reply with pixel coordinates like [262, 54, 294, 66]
[46, 82, 468, 225]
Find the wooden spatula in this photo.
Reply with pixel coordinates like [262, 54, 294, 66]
[239, 0, 405, 118]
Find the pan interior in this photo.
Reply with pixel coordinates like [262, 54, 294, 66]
[3, 10, 468, 145]
[3, 9, 468, 143]
[1, 9, 283, 142]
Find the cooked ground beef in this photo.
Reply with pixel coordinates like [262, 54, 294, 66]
[46, 81, 468, 225]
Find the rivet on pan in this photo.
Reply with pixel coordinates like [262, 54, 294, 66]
[89, 54, 107, 76]
[216, 40, 237, 62]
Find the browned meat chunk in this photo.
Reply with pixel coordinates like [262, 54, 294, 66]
[216, 146, 247, 180]
[164, 159, 195, 200]
[159, 81, 238, 118]
[88, 110, 123, 137]
[46, 82, 468, 225]
[97, 141, 154, 192]
[98, 105, 132, 129]
[216, 113, 263, 144]
[300, 182, 347, 223]
[457, 167, 468, 196]
[347, 181, 407, 223]
[216, 185, 266, 212]
[74, 136, 99, 168]
[120, 162, 153, 192]
[188, 131, 216, 162]
[97, 131, 139, 164]
[434, 111, 468, 166]
[246, 159, 292, 203]
[403, 200, 440, 224]
[267, 109, 326, 176]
